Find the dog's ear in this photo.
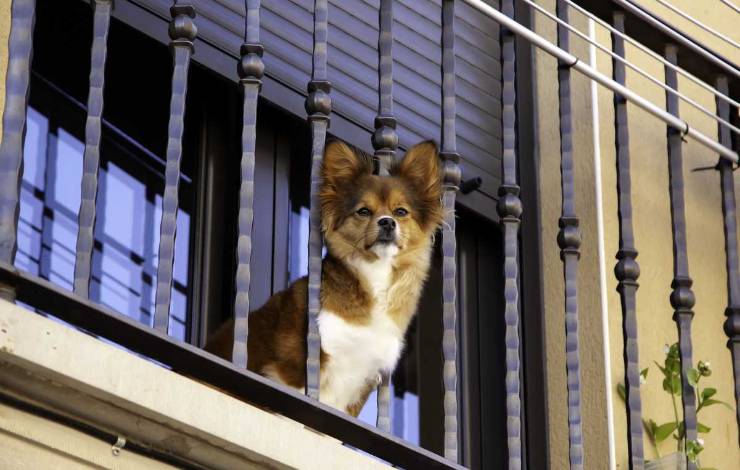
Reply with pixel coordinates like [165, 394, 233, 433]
[321, 140, 373, 190]
[320, 140, 372, 230]
[394, 140, 442, 209]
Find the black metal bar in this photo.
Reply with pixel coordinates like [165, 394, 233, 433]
[153, 3, 196, 333]
[440, 0, 461, 462]
[0, 262, 465, 470]
[231, 0, 264, 369]
[372, 0, 397, 179]
[499, 0, 523, 468]
[305, 0, 331, 400]
[555, 2, 583, 468]
[716, 75, 740, 444]
[572, 0, 740, 98]
[611, 13, 643, 470]
[0, 0, 36, 302]
[372, 0, 397, 432]
[664, 45, 697, 468]
[73, 0, 113, 299]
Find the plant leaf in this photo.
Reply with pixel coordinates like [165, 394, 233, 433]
[654, 361, 668, 377]
[702, 398, 733, 410]
[653, 422, 678, 443]
[701, 388, 717, 401]
[617, 382, 626, 402]
[640, 368, 649, 380]
[687, 368, 700, 387]
[697, 422, 711, 433]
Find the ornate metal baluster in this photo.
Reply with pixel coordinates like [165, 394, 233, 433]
[153, 2, 196, 333]
[373, 0, 397, 178]
[0, 0, 35, 302]
[716, 75, 740, 444]
[556, 2, 583, 468]
[305, 0, 331, 400]
[73, 0, 112, 299]
[664, 46, 697, 468]
[372, 0, 397, 432]
[440, 0, 461, 462]
[231, 0, 264, 368]
[500, 1, 523, 468]
[612, 13, 643, 469]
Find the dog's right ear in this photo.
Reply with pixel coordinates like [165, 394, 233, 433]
[320, 140, 372, 231]
[321, 140, 373, 189]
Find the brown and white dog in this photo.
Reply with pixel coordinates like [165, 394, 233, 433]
[205, 139, 444, 416]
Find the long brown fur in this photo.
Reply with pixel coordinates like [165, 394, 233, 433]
[205, 139, 443, 416]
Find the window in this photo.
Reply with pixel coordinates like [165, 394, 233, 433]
[19, 0, 509, 466]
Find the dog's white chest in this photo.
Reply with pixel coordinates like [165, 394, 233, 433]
[317, 250, 404, 411]
[318, 309, 403, 410]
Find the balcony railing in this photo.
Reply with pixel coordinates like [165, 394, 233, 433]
[0, 0, 738, 469]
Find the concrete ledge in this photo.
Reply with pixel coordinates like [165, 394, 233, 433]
[0, 299, 389, 470]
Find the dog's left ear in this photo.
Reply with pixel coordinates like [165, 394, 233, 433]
[394, 140, 442, 208]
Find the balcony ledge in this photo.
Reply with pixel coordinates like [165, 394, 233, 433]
[0, 299, 390, 470]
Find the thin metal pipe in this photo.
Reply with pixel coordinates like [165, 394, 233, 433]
[613, 0, 740, 79]
[720, 0, 740, 15]
[462, 0, 738, 162]
[589, 17, 616, 470]
[564, 0, 740, 109]
[521, 0, 740, 137]
[653, 0, 740, 50]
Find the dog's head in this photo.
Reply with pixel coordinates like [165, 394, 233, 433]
[320, 140, 444, 262]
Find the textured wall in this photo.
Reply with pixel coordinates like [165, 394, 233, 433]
[533, 1, 740, 468]
[0, 0, 10, 138]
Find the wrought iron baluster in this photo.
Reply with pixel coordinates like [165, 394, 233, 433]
[373, 0, 397, 432]
[555, 2, 583, 468]
[373, 0, 397, 178]
[500, 1, 523, 468]
[716, 75, 740, 443]
[0, 0, 36, 302]
[73, 0, 113, 299]
[440, 0, 461, 462]
[611, 13, 643, 470]
[305, 0, 331, 400]
[232, 0, 264, 368]
[153, 3, 196, 333]
[664, 46, 697, 468]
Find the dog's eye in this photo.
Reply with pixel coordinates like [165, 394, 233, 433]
[394, 208, 409, 217]
[356, 207, 372, 217]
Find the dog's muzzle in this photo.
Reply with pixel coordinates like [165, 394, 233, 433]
[376, 216, 397, 243]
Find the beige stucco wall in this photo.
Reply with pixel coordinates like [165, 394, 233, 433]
[534, 1, 739, 468]
[0, 0, 9, 139]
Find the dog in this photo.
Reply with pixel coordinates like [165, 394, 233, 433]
[205, 139, 444, 416]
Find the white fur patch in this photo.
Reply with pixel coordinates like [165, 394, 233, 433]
[317, 246, 404, 411]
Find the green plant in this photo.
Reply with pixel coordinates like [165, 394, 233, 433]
[617, 343, 731, 469]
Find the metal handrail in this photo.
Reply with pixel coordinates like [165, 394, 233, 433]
[463, 0, 738, 162]
[652, 0, 740, 50]
[522, 0, 740, 137]
[565, 0, 740, 109]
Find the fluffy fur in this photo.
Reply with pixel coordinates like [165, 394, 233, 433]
[205, 139, 444, 415]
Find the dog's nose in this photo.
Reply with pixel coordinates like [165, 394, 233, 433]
[377, 217, 396, 230]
